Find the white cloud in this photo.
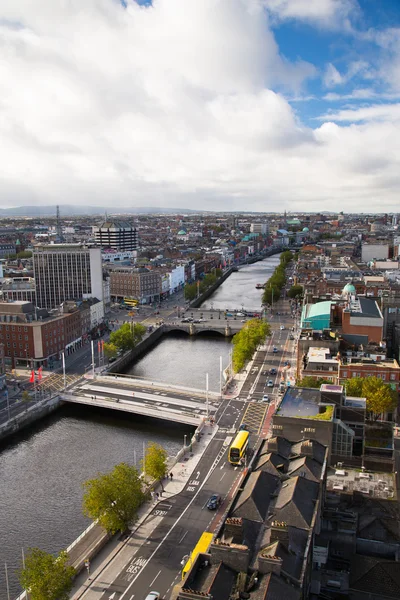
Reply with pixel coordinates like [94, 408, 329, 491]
[264, 0, 356, 28]
[317, 103, 400, 122]
[0, 0, 399, 212]
[324, 63, 344, 87]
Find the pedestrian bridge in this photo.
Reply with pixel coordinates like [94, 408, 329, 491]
[60, 376, 220, 426]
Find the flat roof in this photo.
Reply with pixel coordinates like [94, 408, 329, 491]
[307, 347, 339, 364]
[278, 387, 331, 419]
[326, 468, 396, 499]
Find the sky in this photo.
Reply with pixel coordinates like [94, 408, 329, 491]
[1, 0, 400, 213]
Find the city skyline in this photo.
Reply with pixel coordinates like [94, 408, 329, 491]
[1, 0, 400, 212]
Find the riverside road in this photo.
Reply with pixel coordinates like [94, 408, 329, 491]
[71, 306, 296, 600]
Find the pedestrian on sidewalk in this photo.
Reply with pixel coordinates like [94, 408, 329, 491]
[155, 492, 159, 501]
[170, 472, 173, 480]
[150, 491, 155, 503]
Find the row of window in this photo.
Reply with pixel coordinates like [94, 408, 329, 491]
[341, 371, 397, 381]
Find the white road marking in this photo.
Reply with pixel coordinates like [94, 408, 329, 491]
[220, 472, 226, 481]
[149, 570, 161, 587]
[179, 531, 188, 544]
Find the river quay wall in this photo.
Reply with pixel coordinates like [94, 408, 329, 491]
[0, 396, 62, 444]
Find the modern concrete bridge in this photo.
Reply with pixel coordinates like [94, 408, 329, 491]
[60, 375, 220, 426]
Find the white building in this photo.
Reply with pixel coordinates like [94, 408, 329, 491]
[33, 244, 103, 310]
[361, 243, 390, 262]
[168, 265, 185, 293]
[90, 300, 105, 329]
[250, 222, 269, 235]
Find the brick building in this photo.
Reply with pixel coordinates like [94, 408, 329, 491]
[0, 343, 5, 391]
[109, 267, 161, 304]
[0, 301, 90, 368]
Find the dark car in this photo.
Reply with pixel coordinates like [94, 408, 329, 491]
[270, 368, 277, 375]
[284, 361, 290, 367]
[207, 494, 222, 510]
[239, 423, 248, 431]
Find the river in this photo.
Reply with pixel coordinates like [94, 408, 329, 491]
[0, 254, 279, 599]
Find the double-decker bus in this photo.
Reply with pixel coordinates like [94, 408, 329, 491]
[182, 531, 213, 580]
[228, 430, 249, 465]
[122, 297, 139, 307]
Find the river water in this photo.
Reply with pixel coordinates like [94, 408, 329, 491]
[0, 254, 279, 599]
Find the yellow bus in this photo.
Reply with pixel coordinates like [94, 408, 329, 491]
[123, 297, 139, 307]
[228, 430, 249, 465]
[182, 531, 213, 580]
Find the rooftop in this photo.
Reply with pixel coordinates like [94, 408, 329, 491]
[307, 347, 339, 365]
[326, 467, 396, 500]
[277, 387, 334, 420]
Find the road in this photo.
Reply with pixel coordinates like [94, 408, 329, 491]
[71, 298, 298, 600]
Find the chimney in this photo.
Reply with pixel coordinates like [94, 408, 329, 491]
[270, 521, 289, 544]
[258, 552, 283, 576]
[223, 517, 243, 541]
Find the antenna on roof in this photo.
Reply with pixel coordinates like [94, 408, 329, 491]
[56, 205, 64, 243]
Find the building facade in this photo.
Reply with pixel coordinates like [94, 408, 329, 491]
[33, 244, 103, 310]
[94, 221, 138, 251]
[109, 268, 161, 304]
[1, 277, 36, 304]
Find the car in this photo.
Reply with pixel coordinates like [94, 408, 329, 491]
[270, 368, 277, 375]
[280, 325, 285, 330]
[239, 423, 248, 431]
[262, 395, 269, 402]
[241, 319, 246, 322]
[284, 361, 290, 367]
[145, 593, 160, 600]
[267, 380, 274, 387]
[207, 493, 222, 510]
[289, 334, 294, 340]
[273, 347, 278, 353]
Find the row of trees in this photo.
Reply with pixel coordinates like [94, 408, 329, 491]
[262, 250, 293, 306]
[103, 321, 147, 359]
[6, 250, 33, 259]
[184, 269, 222, 301]
[297, 375, 397, 421]
[19, 443, 168, 600]
[232, 318, 271, 373]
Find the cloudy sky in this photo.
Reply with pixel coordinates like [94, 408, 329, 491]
[1, 0, 400, 212]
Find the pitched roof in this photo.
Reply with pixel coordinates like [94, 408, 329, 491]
[287, 456, 323, 482]
[232, 471, 279, 522]
[290, 438, 327, 464]
[350, 555, 400, 599]
[249, 572, 301, 600]
[253, 452, 288, 477]
[266, 436, 292, 459]
[274, 476, 319, 530]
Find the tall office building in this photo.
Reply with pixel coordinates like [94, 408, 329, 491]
[94, 221, 138, 251]
[33, 244, 103, 309]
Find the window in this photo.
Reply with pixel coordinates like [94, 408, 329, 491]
[390, 374, 396, 381]
[352, 372, 357, 378]
[342, 371, 347, 378]
[381, 374, 386, 380]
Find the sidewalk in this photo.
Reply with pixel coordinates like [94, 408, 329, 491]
[69, 423, 218, 599]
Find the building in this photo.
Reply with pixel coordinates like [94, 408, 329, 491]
[1, 277, 36, 304]
[0, 343, 5, 391]
[271, 385, 394, 472]
[94, 221, 138, 251]
[361, 242, 389, 262]
[101, 249, 137, 263]
[301, 301, 333, 330]
[109, 267, 161, 304]
[341, 296, 383, 344]
[250, 222, 269, 235]
[339, 357, 400, 396]
[33, 244, 103, 310]
[0, 301, 91, 368]
[0, 243, 15, 258]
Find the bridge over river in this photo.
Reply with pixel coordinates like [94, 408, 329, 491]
[60, 374, 220, 426]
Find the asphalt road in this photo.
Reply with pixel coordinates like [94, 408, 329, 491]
[75, 300, 299, 600]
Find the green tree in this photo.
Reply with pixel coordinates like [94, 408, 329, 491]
[19, 548, 75, 600]
[83, 463, 144, 534]
[297, 376, 332, 388]
[184, 282, 197, 301]
[345, 376, 397, 420]
[103, 342, 118, 360]
[109, 323, 135, 352]
[232, 319, 271, 373]
[132, 322, 146, 345]
[288, 284, 303, 299]
[143, 442, 168, 488]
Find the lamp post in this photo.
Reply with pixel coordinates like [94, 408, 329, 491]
[206, 373, 209, 419]
[184, 434, 187, 449]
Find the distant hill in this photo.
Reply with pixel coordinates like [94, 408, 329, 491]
[0, 205, 200, 217]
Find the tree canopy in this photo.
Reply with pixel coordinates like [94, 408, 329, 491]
[297, 376, 333, 388]
[232, 318, 271, 373]
[262, 251, 292, 306]
[19, 548, 75, 600]
[82, 463, 145, 533]
[143, 442, 168, 485]
[287, 284, 303, 299]
[345, 376, 397, 419]
[103, 342, 118, 360]
[109, 322, 146, 352]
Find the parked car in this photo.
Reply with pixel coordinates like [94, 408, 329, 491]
[207, 494, 222, 510]
[289, 334, 294, 340]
